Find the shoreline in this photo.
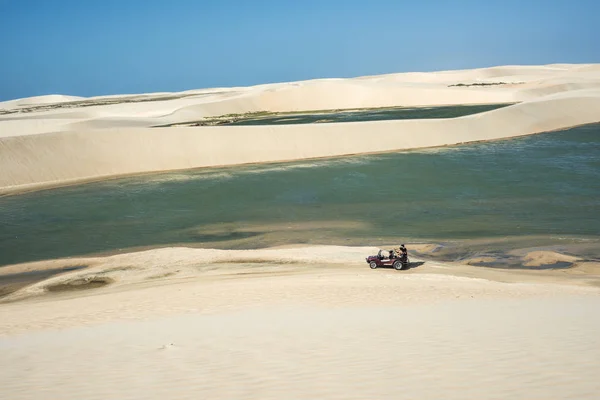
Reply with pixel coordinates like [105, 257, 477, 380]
[2, 63, 600, 194]
[1, 120, 598, 198]
[2, 243, 599, 305]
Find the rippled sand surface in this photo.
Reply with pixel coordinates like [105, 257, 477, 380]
[1, 256, 599, 399]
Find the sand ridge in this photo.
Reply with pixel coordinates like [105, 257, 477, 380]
[1, 64, 600, 194]
[1, 242, 599, 400]
[2, 245, 598, 305]
[1, 245, 599, 400]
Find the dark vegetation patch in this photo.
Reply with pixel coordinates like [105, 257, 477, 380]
[448, 82, 525, 87]
[0, 93, 225, 115]
[46, 276, 114, 292]
[156, 103, 513, 128]
[0, 265, 87, 298]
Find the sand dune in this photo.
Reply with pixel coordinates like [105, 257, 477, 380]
[0, 94, 84, 109]
[1, 64, 600, 193]
[1, 244, 599, 400]
[2, 295, 600, 400]
[2, 88, 600, 194]
[3, 64, 600, 400]
[2, 245, 598, 303]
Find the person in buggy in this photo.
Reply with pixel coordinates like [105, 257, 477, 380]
[367, 245, 409, 270]
[378, 245, 407, 260]
[396, 244, 408, 261]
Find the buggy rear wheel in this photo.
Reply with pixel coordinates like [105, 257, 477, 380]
[393, 260, 403, 270]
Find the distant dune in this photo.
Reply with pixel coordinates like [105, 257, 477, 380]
[1, 63, 600, 194]
[0, 94, 85, 109]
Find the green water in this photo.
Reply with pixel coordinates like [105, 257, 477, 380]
[1, 124, 599, 266]
[174, 103, 512, 126]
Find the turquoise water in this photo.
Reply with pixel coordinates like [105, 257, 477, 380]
[1, 124, 599, 267]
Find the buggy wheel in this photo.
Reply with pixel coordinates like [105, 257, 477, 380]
[369, 261, 378, 269]
[393, 260, 403, 270]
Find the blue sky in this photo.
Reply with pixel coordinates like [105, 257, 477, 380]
[0, 0, 598, 101]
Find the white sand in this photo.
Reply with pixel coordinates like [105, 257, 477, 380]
[1, 63, 600, 194]
[0, 94, 84, 109]
[1, 245, 599, 399]
[3, 64, 600, 398]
